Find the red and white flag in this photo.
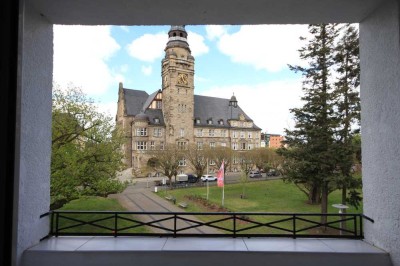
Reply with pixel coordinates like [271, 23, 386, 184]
[216, 161, 225, 187]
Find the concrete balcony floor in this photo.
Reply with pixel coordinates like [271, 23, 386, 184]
[22, 237, 392, 266]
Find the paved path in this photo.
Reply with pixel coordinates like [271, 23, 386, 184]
[109, 180, 220, 235]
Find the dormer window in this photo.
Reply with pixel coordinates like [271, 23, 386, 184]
[154, 117, 160, 124]
[195, 118, 201, 124]
[207, 118, 213, 125]
[218, 119, 224, 125]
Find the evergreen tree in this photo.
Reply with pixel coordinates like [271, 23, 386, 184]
[278, 24, 339, 224]
[332, 24, 361, 210]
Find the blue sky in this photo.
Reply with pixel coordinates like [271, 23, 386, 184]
[53, 25, 311, 134]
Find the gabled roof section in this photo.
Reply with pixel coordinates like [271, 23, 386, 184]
[143, 89, 161, 110]
[123, 88, 149, 116]
[194, 95, 261, 130]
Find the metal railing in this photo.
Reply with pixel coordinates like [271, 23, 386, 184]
[40, 211, 373, 239]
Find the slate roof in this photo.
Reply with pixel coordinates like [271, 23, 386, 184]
[123, 89, 148, 115]
[194, 95, 260, 130]
[123, 88, 260, 130]
[144, 108, 165, 126]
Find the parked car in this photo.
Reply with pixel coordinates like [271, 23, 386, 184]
[267, 169, 280, 177]
[187, 174, 199, 183]
[201, 174, 217, 182]
[249, 170, 262, 178]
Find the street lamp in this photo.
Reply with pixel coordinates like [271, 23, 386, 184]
[332, 203, 349, 235]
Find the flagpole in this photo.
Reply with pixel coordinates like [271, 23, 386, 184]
[206, 159, 209, 200]
[222, 183, 225, 207]
[217, 160, 225, 207]
[207, 178, 209, 200]
[222, 161, 225, 207]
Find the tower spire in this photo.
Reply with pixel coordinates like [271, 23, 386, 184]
[165, 25, 190, 52]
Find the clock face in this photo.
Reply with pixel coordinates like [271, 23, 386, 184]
[177, 73, 188, 85]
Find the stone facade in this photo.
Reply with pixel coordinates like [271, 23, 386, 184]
[116, 26, 262, 175]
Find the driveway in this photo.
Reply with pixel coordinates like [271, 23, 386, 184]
[110, 179, 220, 235]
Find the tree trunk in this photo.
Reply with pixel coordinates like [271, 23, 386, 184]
[308, 185, 321, 204]
[320, 182, 328, 231]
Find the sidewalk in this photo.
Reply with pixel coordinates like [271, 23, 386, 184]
[109, 180, 220, 235]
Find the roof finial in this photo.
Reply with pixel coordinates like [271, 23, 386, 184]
[229, 93, 238, 108]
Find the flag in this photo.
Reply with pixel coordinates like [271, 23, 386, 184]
[217, 161, 224, 187]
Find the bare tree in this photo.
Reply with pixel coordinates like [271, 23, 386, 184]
[149, 144, 182, 187]
[249, 148, 282, 173]
[239, 151, 255, 198]
[208, 146, 233, 172]
[184, 144, 209, 179]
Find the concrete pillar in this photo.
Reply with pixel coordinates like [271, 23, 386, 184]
[360, 0, 400, 265]
[13, 1, 53, 265]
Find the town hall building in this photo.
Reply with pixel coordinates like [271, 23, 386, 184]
[116, 25, 261, 175]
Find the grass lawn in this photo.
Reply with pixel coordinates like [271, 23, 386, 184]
[54, 196, 148, 235]
[158, 179, 363, 236]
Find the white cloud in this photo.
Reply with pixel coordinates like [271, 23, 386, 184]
[141, 65, 153, 76]
[216, 25, 309, 72]
[126, 30, 208, 63]
[205, 25, 228, 40]
[187, 31, 209, 57]
[114, 74, 125, 84]
[53, 25, 121, 95]
[96, 101, 117, 119]
[126, 32, 167, 62]
[200, 79, 304, 134]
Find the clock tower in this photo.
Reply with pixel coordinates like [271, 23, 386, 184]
[161, 25, 195, 147]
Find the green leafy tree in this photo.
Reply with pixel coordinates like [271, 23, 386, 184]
[332, 24, 362, 210]
[51, 85, 125, 209]
[278, 24, 339, 224]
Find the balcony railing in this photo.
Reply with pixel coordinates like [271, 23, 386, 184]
[40, 211, 373, 239]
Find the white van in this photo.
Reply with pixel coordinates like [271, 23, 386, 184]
[176, 174, 188, 183]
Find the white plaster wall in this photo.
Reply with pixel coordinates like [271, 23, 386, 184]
[13, 1, 53, 265]
[360, 0, 400, 265]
